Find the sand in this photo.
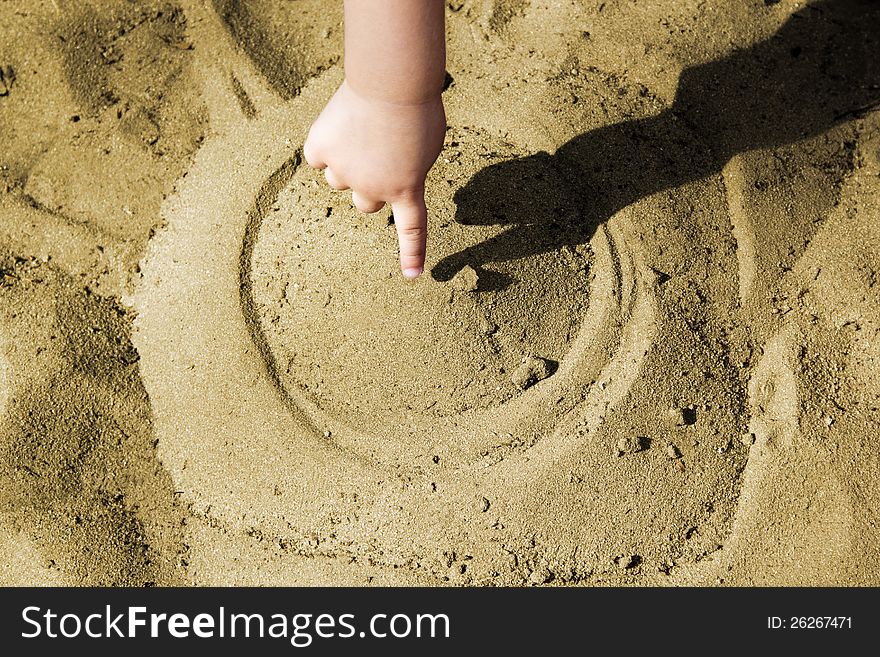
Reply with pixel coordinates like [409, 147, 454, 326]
[1, 0, 879, 586]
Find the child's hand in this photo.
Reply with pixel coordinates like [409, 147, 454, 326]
[303, 0, 446, 280]
[304, 81, 446, 279]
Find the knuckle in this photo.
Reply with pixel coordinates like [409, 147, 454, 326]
[398, 224, 427, 239]
[303, 142, 321, 168]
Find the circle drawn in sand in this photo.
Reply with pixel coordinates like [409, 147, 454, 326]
[250, 127, 590, 424]
[237, 122, 660, 471]
[134, 1, 754, 580]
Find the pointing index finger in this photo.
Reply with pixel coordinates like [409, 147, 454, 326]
[391, 193, 428, 279]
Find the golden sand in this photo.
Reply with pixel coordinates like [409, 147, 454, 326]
[1, 0, 879, 586]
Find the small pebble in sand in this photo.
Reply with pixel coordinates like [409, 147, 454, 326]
[615, 436, 646, 456]
[450, 265, 479, 292]
[667, 406, 697, 426]
[740, 432, 756, 446]
[665, 444, 681, 459]
[824, 416, 834, 427]
[658, 558, 676, 573]
[478, 315, 497, 335]
[529, 567, 552, 584]
[479, 496, 490, 512]
[510, 356, 553, 390]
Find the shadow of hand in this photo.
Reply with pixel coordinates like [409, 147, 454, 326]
[432, 0, 879, 282]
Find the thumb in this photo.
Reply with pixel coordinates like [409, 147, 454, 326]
[391, 193, 428, 279]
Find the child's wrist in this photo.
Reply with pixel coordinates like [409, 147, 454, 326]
[342, 76, 443, 109]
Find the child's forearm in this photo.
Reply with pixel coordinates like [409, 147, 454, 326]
[343, 0, 446, 105]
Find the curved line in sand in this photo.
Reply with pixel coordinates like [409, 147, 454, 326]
[236, 151, 325, 430]
[131, 6, 370, 534]
[234, 149, 382, 445]
[513, 213, 658, 473]
[670, 323, 852, 584]
[578, 215, 657, 432]
[136, 122, 657, 545]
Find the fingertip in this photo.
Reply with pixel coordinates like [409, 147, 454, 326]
[402, 266, 424, 280]
[391, 195, 428, 277]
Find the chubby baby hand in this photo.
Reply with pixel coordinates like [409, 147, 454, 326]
[304, 80, 446, 279]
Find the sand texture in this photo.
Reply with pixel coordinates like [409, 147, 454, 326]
[2, 0, 879, 586]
